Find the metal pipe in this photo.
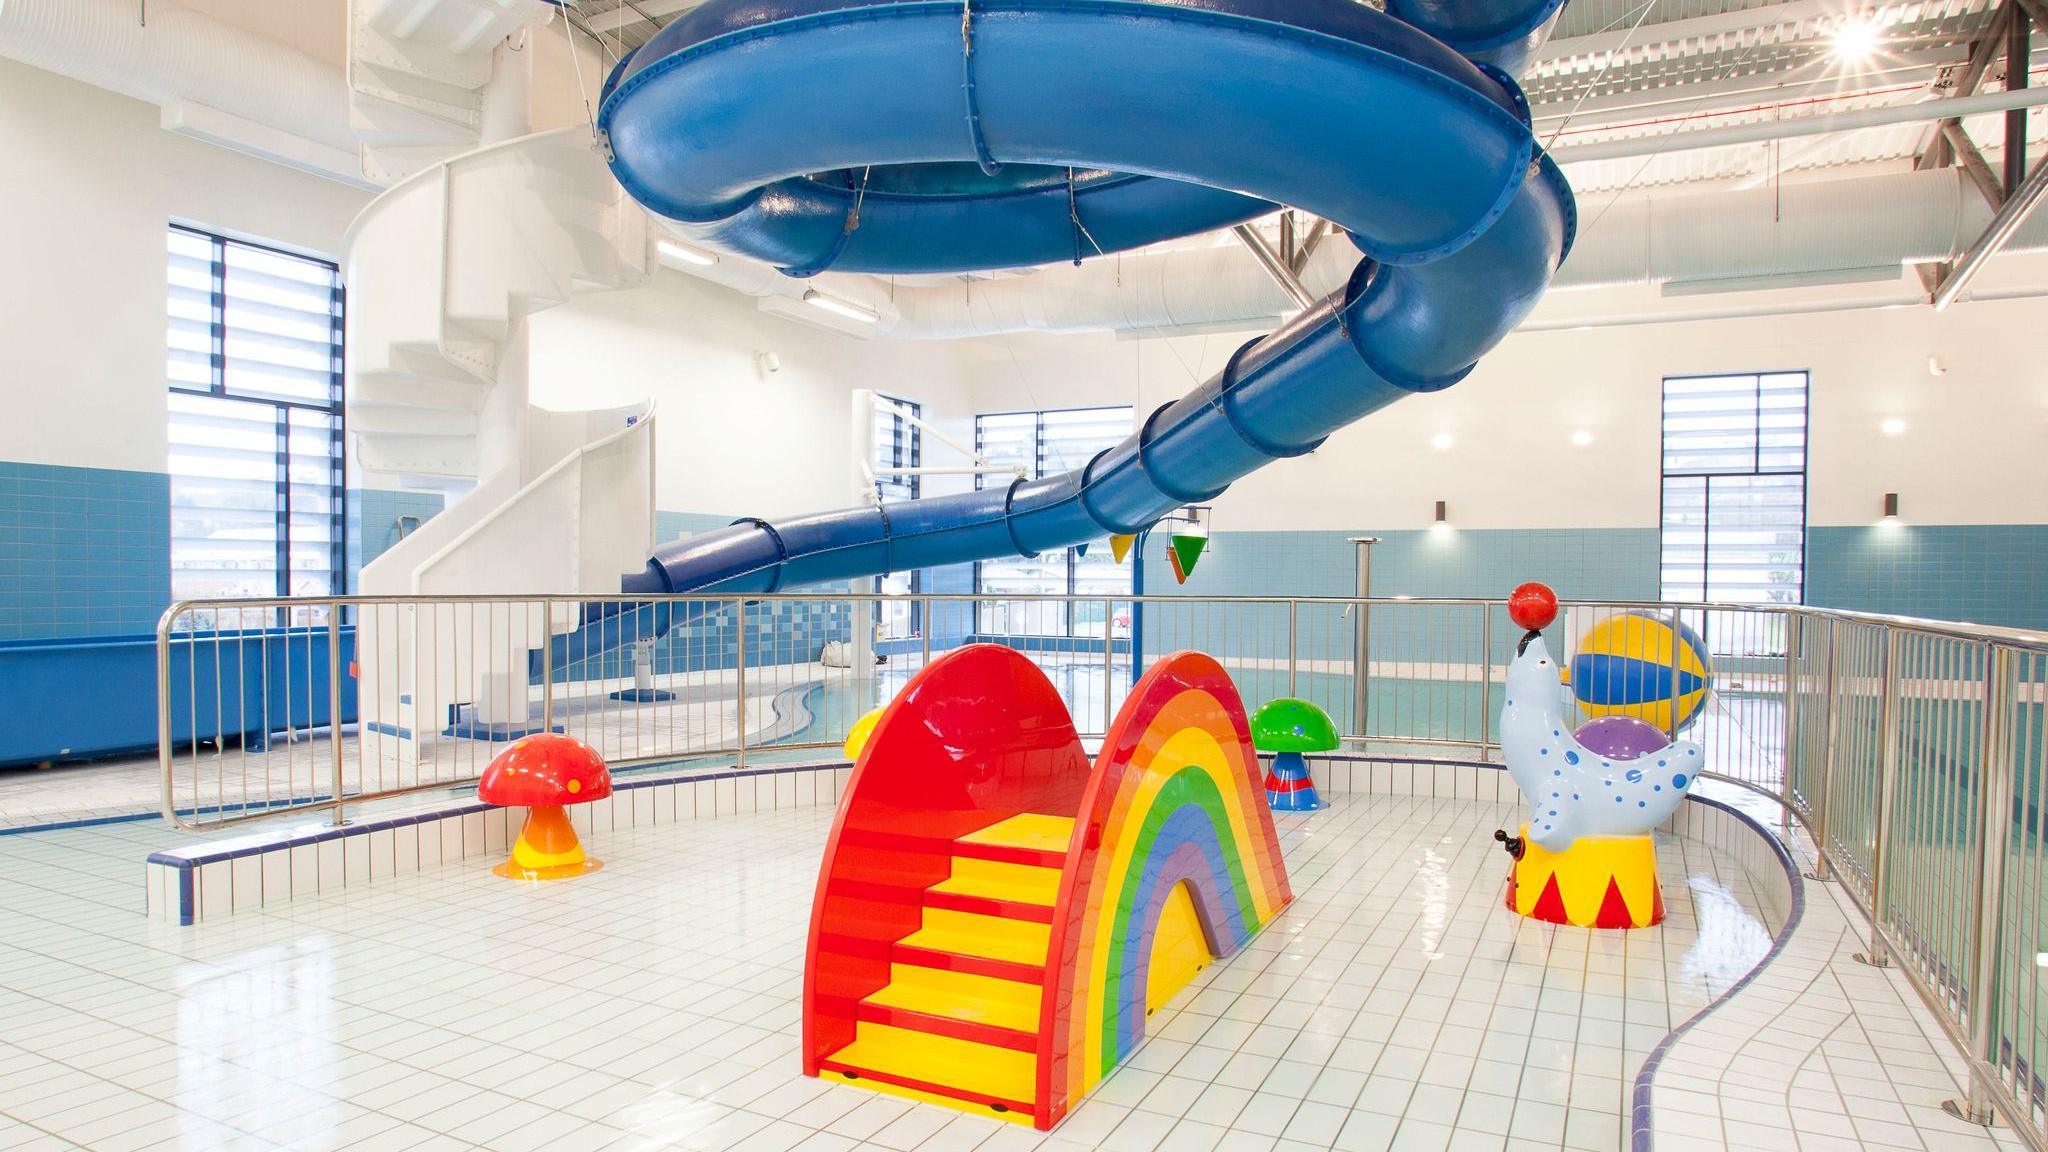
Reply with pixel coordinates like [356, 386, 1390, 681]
[1811, 619, 1842, 881]
[2008, 6, 2033, 195]
[735, 601, 748, 770]
[1350, 538, 1379, 740]
[1781, 611, 1801, 815]
[1954, 644, 2019, 1123]
[1933, 155, 2048, 309]
[1550, 85, 2048, 165]
[1859, 628, 1903, 966]
[328, 610, 345, 827]
[1231, 223, 1318, 311]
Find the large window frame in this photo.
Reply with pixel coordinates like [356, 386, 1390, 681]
[1658, 370, 1810, 611]
[166, 224, 346, 627]
[974, 406, 1134, 638]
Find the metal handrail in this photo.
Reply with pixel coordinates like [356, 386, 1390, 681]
[152, 589, 2048, 1147]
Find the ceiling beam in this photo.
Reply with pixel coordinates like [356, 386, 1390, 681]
[1530, 46, 1974, 126]
[1943, 120, 2010, 206]
[1548, 84, 2048, 162]
[1932, 143, 2048, 307]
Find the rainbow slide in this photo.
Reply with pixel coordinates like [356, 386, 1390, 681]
[802, 645, 1291, 1129]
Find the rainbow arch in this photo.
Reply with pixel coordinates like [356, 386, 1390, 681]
[801, 646, 1292, 1130]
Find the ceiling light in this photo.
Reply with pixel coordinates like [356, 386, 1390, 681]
[1830, 17, 1882, 63]
[802, 289, 879, 324]
[657, 239, 718, 267]
[1881, 418, 1907, 436]
[1431, 433, 1455, 451]
[1570, 429, 1595, 447]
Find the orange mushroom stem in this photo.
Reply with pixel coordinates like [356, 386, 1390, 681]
[477, 734, 613, 880]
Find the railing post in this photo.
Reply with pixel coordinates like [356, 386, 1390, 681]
[1287, 600, 1299, 697]
[1781, 611, 1801, 813]
[1102, 599, 1114, 734]
[328, 608, 346, 827]
[1479, 604, 1493, 755]
[1949, 643, 2017, 1126]
[921, 595, 932, 670]
[158, 612, 177, 826]
[1857, 628, 1903, 967]
[540, 599, 554, 735]
[1809, 618, 1842, 881]
[735, 600, 748, 769]
[1349, 537, 1378, 740]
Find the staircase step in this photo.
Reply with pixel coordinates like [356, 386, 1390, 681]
[820, 1023, 1035, 1116]
[926, 858, 1062, 922]
[859, 964, 1041, 1050]
[899, 908, 1049, 969]
[955, 813, 1076, 868]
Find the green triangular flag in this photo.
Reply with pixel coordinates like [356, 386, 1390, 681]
[1168, 534, 1208, 584]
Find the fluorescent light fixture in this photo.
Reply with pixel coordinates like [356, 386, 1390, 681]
[802, 288, 879, 324]
[1830, 17, 1881, 63]
[1881, 417, 1907, 436]
[1431, 433, 1455, 451]
[657, 239, 718, 267]
[1570, 429, 1595, 447]
[1880, 492, 1901, 524]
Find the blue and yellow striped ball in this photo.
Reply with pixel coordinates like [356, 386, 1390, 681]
[1566, 612, 1712, 734]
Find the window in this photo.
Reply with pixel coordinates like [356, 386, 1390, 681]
[975, 406, 1135, 636]
[1660, 372, 1808, 605]
[166, 225, 345, 624]
[873, 395, 921, 640]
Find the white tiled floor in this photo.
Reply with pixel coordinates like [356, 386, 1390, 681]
[0, 787, 1787, 1152]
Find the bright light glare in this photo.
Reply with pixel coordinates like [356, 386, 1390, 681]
[1431, 433, 1456, 451]
[1881, 418, 1907, 436]
[657, 239, 718, 266]
[1830, 18, 1882, 63]
[1570, 429, 1595, 447]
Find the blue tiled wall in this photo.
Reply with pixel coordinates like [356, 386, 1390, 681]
[0, 463, 170, 640]
[1809, 525, 2048, 632]
[1148, 528, 1661, 601]
[347, 489, 447, 590]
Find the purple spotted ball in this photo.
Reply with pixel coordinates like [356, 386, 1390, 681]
[1573, 716, 1670, 761]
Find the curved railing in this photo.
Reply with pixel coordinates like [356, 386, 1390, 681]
[154, 590, 2048, 1144]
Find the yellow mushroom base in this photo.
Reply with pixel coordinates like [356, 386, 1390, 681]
[1505, 825, 1663, 929]
[492, 804, 604, 881]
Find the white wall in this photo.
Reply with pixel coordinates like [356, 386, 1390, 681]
[528, 272, 982, 521]
[0, 58, 371, 474]
[956, 269, 2048, 534]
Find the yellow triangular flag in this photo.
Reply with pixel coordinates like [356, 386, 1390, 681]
[1109, 534, 1136, 564]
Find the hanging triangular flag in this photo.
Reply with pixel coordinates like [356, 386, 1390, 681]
[1167, 534, 1208, 585]
[1109, 534, 1136, 564]
[1075, 541, 1089, 558]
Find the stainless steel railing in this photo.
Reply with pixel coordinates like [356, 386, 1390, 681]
[155, 590, 2048, 1147]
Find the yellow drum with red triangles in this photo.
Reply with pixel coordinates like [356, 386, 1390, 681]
[1505, 824, 1663, 929]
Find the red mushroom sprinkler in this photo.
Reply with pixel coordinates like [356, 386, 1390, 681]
[477, 734, 612, 880]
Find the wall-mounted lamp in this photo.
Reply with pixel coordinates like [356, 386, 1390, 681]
[803, 288, 880, 324]
[755, 351, 781, 375]
[1431, 500, 1452, 532]
[1880, 492, 1901, 524]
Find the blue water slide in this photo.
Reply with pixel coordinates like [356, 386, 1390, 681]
[558, 0, 1575, 665]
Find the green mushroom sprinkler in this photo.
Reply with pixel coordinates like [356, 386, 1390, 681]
[1251, 698, 1339, 812]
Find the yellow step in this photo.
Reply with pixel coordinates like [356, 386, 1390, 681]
[865, 964, 1043, 1034]
[929, 857, 1062, 907]
[827, 1022, 1035, 1107]
[900, 908, 1051, 967]
[959, 813, 1077, 856]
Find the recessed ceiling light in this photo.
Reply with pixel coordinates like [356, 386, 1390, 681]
[1570, 429, 1595, 447]
[1431, 433, 1455, 451]
[1881, 418, 1907, 436]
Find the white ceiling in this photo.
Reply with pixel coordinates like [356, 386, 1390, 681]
[557, 0, 2043, 198]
